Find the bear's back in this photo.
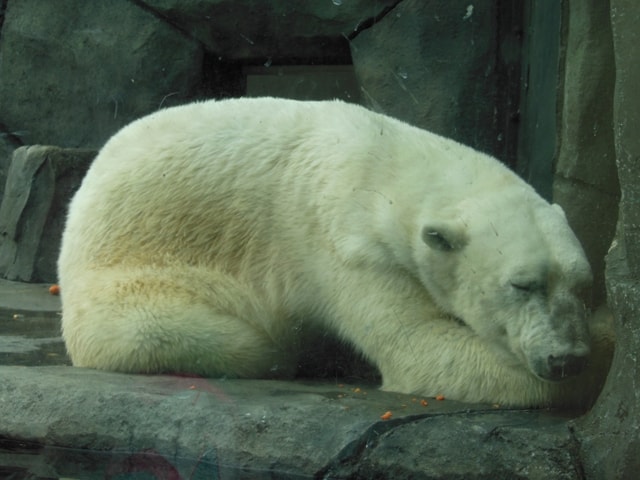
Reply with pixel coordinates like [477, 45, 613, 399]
[59, 97, 527, 275]
[60, 98, 393, 272]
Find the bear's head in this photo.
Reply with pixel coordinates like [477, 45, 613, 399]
[414, 187, 593, 382]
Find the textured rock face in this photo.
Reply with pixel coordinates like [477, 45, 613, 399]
[0, 0, 203, 150]
[138, 0, 398, 61]
[0, 130, 21, 200]
[0, 0, 401, 152]
[573, 1, 640, 478]
[0, 0, 519, 156]
[0, 146, 95, 283]
[0, 365, 585, 480]
[350, 0, 522, 163]
[553, 0, 619, 309]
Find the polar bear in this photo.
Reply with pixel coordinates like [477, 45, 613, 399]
[59, 97, 613, 407]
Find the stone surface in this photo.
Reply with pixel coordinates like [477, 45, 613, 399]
[573, 1, 640, 479]
[350, 0, 523, 164]
[555, 1, 617, 191]
[0, 279, 60, 313]
[324, 411, 581, 480]
[138, 0, 398, 61]
[0, 0, 203, 149]
[0, 0, 522, 165]
[553, 0, 619, 309]
[553, 180, 619, 308]
[0, 0, 401, 153]
[0, 125, 21, 201]
[0, 146, 96, 283]
[0, 365, 586, 479]
[0, 280, 65, 369]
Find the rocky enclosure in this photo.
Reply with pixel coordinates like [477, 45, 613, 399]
[0, 1, 636, 478]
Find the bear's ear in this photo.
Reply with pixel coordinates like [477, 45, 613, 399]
[421, 223, 468, 252]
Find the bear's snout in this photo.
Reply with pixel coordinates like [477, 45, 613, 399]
[543, 352, 588, 381]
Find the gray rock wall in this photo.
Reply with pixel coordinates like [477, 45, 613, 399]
[0, 146, 95, 283]
[0, 0, 516, 154]
[351, 0, 523, 163]
[573, 1, 640, 478]
[554, 0, 619, 309]
[0, 0, 204, 149]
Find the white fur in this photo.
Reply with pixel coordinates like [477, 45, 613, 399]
[59, 97, 613, 407]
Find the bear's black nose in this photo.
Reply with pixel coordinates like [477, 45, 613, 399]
[547, 353, 587, 380]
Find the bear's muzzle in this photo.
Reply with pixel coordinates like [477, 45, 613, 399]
[545, 352, 588, 380]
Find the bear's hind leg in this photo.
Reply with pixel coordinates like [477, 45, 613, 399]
[60, 266, 296, 378]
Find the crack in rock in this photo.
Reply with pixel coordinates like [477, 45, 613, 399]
[316, 409, 495, 478]
[315, 408, 577, 479]
[347, 0, 405, 40]
[128, 0, 199, 43]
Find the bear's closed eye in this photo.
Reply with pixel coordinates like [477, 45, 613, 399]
[510, 281, 545, 295]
